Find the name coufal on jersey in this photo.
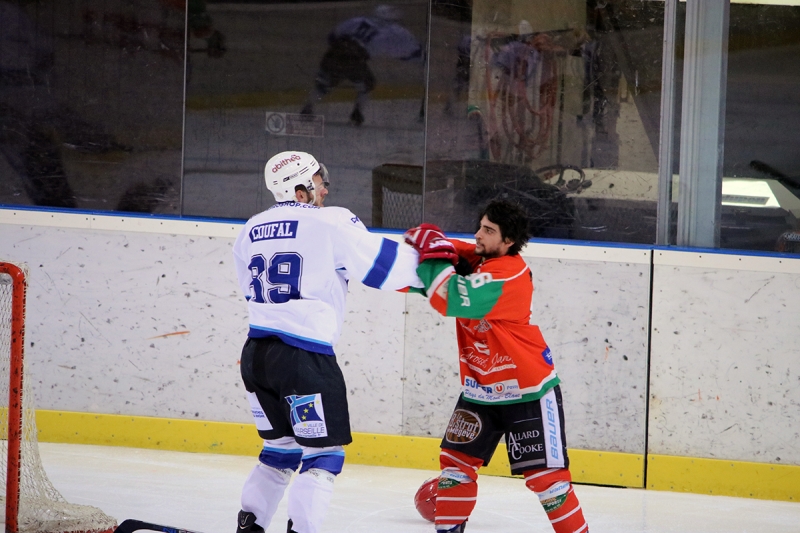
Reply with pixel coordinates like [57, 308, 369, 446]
[250, 220, 299, 242]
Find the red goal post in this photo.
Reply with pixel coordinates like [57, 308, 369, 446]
[1, 261, 25, 533]
[0, 260, 117, 533]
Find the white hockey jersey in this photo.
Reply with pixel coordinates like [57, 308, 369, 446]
[233, 202, 423, 355]
[330, 17, 422, 61]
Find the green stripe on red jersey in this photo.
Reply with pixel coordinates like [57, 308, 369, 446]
[444, 272, 502, 318]
[415, 259, 453, 289]
[416, 260, 503, 320]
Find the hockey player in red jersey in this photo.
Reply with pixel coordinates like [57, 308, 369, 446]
[404, 200, 589, 533]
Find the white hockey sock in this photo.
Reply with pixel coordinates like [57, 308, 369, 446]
[241, 463, 293, 529]
[286, 468, 336, 533]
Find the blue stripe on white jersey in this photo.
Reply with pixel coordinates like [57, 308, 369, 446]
[249, 325, 335, 356]
[362, 238, 398, 289]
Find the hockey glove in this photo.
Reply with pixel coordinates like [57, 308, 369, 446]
[404, 223, 459, 265]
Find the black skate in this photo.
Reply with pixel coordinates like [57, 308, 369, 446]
[349, 107, 364, 126]
[236, 510, 264, 533]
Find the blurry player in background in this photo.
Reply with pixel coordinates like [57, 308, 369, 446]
[0, 0, 124, 208]
[159, 0, 226, 58]
[300, 4, 423, 126]
[443, 34, 471, 116]
[404, 200, 589, 533]
[232, 151, 422, 533]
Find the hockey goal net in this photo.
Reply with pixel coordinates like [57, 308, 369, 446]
[0, 260, 117, 533]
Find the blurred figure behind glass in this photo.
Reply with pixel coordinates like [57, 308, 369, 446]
[0, 0, 76, 207]
[300, 4, 423, 126]
[0, 0, 129, 208]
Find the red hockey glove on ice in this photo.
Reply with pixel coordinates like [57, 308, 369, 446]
[403, 223, 458, 265]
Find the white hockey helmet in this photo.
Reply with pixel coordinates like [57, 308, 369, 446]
[265, 151, 321, 202]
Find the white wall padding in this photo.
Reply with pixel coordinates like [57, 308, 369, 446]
[525, 253, 651, 454]
[0, 212, 651, 459]
[6, 211, 800, 467]
[649, 250, 800, 464]
[2, 224, 248, 421]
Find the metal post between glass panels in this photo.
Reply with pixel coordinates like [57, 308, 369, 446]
[656, 0, 678, 246]
[677, 0, 730, 248]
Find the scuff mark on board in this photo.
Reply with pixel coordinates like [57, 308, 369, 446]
[148, 330, 190, 339]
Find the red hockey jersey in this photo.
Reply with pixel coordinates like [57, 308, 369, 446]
[416, 240, 560, 404]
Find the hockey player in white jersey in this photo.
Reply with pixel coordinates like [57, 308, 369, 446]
[232, 151, 423, 533]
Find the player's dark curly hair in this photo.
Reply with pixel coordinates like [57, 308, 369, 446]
[479, 199, 531, 256]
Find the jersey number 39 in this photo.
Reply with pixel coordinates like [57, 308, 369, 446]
[248, 253, 302, 303]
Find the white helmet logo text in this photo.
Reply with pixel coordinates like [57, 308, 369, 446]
[271, 154, 301, 173]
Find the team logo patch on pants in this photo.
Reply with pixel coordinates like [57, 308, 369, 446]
[285, 393, 328, 438]
[247, 392, 274, 431]
[445, 409, 482, 443]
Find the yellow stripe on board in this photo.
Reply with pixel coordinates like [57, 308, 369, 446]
[338, 430, 644, 487]
[37, 411, 261, 456]
[571, 449, 644, 488]
[345, 432, 440, 472]
[648, 454, 800, 502]
[37, 411, 644, 487]
[40, 411, 800, 501]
